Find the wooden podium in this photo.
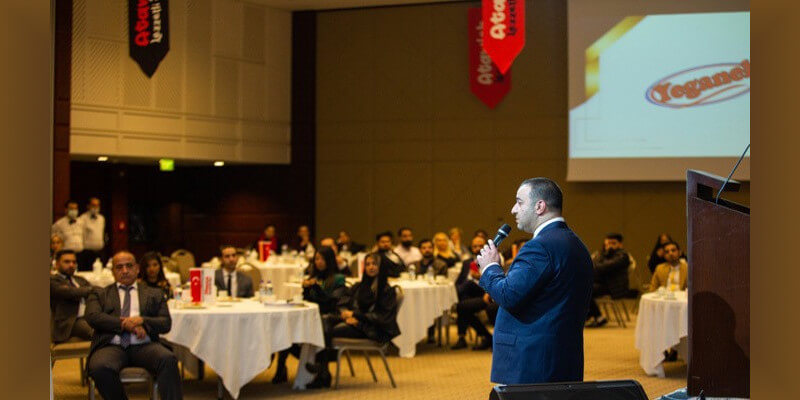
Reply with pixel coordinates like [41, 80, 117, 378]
[686, 170, 749, 398]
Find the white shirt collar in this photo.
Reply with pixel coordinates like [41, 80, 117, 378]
[533, 217, 565, 238]
[116, 281, 138, 290]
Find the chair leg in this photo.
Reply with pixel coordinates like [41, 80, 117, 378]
[79, 358, 86, 387]
[152, 381, 159, 400]
[613, 304, 626, 328]
[445, 312, 451, 348]
[89, 378, 96, 400]
[362, 350, 377, 382]
[334, 348, 344, 389]
[378, 348, 396, 388]
[621, 300, 631, 322]
[344, 350, 355, 377]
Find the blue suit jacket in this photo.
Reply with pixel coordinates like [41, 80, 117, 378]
[479, 220, 593, 384]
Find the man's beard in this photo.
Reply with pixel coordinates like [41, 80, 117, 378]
[401, 241, 413, 248]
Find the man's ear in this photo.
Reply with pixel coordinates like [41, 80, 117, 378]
[535, 199, 546, 215]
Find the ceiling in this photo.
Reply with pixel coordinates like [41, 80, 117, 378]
[247, 0, 463, 11]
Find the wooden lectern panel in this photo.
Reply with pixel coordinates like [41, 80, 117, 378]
[687, 170, 749, 398]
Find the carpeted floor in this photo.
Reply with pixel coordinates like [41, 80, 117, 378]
[52, 304, 686, 400]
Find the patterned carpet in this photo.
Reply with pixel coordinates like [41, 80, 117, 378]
[52, 302, 686, 400]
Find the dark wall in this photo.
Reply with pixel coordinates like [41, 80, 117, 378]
[68, 11, 317, 263]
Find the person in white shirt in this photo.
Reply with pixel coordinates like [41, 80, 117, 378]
[78, 197, 106, 271]
[51, 200, 85, 262]
[393, 227, 423, 266]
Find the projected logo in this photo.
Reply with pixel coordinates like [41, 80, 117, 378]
[646, 59, 750, 108]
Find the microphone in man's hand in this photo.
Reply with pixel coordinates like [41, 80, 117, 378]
[493, 224, 512, 247]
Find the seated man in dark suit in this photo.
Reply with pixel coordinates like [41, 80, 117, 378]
[586, 233, 631, 327]
[214, 245, 254, 298]
[375, 231, 405, 278]
[336, 230, 365, 254]
[50, 249, 96, 343]
[452, 235, 498, 350]
[86, 251, 182, 400]
[407, 239, 449, 277]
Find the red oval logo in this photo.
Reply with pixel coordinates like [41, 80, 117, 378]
[646, 60, 750, 108]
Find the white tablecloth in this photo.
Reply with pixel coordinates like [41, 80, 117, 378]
[249, 260, 307, 300]
[635, 291, 689, 377]
[392, 280, 459, 358]
[163, 300, 325, 398]
[75, 270, 181, 289]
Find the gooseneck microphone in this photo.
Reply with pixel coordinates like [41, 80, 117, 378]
[493, 224, 512, 246]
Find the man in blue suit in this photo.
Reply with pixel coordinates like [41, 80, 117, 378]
[477, 177, 593, 384]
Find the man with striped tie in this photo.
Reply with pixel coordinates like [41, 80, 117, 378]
[86, 251, 182, 400]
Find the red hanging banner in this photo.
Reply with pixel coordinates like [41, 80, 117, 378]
[481, 0, 525, 75]
[469, 8, 511, 109]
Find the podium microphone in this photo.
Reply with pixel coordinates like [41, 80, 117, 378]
[493, 224, 512, 246]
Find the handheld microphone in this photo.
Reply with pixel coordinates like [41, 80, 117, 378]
[493, 224, 512, 246]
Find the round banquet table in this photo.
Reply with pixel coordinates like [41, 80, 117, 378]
[391, 279, 459, 358]
[249, 260, 307, 299]
[634, 291, 689, 377]
[162, 299, 325, 398]
[75, 270, 181, 289]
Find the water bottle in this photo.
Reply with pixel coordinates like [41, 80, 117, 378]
[266, 280, 274, 298]
[426, 266, 435, 283]
[92, 258, 103, 274]
[173, 287, 183, 309]
[281, 244, 289, 255]
[259, 279, 268, 301]
[408, 264, 416, 281]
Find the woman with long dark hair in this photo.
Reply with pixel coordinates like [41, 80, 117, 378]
[647, 233, 686, 273]
[306, 252, 401, 388]
[272, 246, 347, 384]
[138, 251, 171, 299]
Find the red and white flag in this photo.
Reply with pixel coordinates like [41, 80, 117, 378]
[481, 0, 525, 74]
[469, 8, 511, 109]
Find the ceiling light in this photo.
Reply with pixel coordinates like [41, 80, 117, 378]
[97, 156, 109, 162]
[213, 161, 225, 167]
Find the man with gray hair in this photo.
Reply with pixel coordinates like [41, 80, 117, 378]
[476, 177, 593, 384]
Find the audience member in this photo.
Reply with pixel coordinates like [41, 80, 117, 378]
[473, 229, 488, 240]
[214, 245, 254, 298]
[452, 236, 497, 350]
[375, 231, 405, 277]
[273, 247, 348, 384]
[503, 238, 528, 269]
[408, 239, 448, 277]
[394, 227, 422, 266]
[319, 237, 351, 276]
[647, 233, 686, 273]
[78, 197, 106, 271]
[50, 250, 96, 343]
[254, 224, 281, 255]
[586, 233, 631, 327]
[433, 232, 459, 268]
[52, 200, 86, 269]
[138, 252, 172, 299]
[50, 233, 64, 270]
[294, 225, 316, 260]
[85, 251, 182, 400]
[307, 253, 400, 388]
[336, 230, 365, 254]
[448, 227, 470, 260]
[649, 241, 689, 292]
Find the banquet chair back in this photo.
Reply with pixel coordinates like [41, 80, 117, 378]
[171, 249, 196, 283]
[89, 367, 158, 400]
[237, 263, 264, 289]
[50, 340, 91, 386]
[161, 256, 179, 274]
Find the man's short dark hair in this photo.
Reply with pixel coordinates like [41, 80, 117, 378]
[418, 238, 432, 247]
[397, 227, 412, 236]
[606, 233, 624, 242]
[375, 231, 393, 242]
[64, 200, 77, 208]
[219, 244, 237, 254]
[662, 241, 681, 250]
[521, 177, 563, 212]
[56, 249, 76, 261]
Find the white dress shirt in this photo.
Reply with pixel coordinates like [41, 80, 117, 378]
[393, 245, 422, 266]
[62, 273, 86, 318]
[480, 217, 566, 274]
[79, 211, 105, 251]
[223, 269, 238, 297]
[110, 282, 151, 346]
[52, 216, 85, 252]
[667, 264, 681, 291]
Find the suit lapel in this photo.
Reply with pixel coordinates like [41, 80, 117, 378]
[138, 284, 148, 315]
[107, 284, 121, 316]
